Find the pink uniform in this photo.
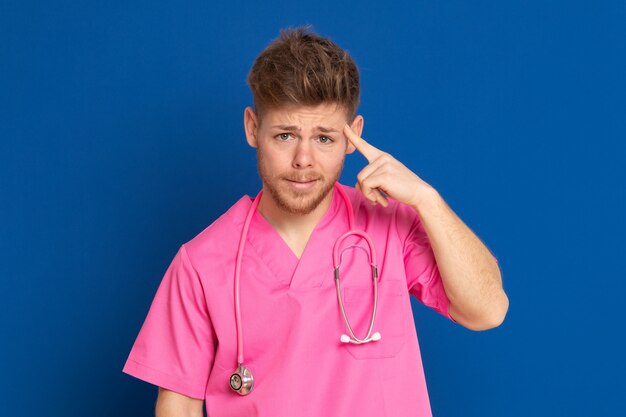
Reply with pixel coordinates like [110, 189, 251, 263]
[123, 183, 457, 416]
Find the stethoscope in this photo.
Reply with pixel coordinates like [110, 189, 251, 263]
[229, 182, 381, 395]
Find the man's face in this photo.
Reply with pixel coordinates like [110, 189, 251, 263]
[245, 102, 360, 215]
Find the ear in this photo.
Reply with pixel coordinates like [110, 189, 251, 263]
[244, 106, 259, 148]
[345, 115, 364, 154]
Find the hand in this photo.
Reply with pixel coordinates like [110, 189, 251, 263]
[344, 124, 434, 208]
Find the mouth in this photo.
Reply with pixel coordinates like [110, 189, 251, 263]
[286, 179, 318, 183]
[284, 178, 319, 189]
[284, 175, 320, 183]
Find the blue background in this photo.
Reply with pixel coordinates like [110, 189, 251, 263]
[1, 1, 624, 416]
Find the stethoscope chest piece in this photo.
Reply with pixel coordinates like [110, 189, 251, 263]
[230, 364, 254, 395]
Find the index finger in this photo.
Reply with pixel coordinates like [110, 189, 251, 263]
[343, 124, 383, 163]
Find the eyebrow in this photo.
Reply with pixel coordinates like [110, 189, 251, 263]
[272, 124, 339, 133]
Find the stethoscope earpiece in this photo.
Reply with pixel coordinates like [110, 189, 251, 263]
[230, 364, 254, 395]
[340, 331, 382, 344]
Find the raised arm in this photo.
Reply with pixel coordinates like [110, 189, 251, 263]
[407, 187, 508, 330]
[344, 124, 509, 330]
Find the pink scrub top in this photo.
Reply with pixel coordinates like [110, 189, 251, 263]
[123, 183, 457, 417]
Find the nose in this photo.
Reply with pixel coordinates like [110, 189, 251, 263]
[292, 139, 314, 169]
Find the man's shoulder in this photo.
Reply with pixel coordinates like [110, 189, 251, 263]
[338, 183, 411, 226]
[183, 194, 253, 261]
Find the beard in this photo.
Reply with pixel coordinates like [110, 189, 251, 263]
[256, 148, 343, 215]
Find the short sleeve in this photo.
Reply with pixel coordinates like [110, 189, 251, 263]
[122, 244, 216, 399]
[395, 202, 455, 321]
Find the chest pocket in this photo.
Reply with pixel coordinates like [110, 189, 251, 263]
[340, 279, 408, 360]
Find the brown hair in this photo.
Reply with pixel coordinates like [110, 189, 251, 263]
[246, 25, 360, 124]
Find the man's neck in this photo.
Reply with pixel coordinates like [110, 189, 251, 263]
[257, 187, 334, 258]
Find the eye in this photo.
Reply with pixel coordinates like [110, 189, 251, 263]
[317, 135, 334, 144]
[275, 133, 293, 141]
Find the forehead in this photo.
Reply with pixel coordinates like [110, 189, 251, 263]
[261, 103, 349, 127]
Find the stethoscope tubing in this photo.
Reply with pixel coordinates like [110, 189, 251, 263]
[233, 183, 379, 370]
[234, 189, 262, 366]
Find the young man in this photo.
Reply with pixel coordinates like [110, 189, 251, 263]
[123, 27, 508, 417]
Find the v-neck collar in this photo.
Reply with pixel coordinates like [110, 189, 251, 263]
[246, 184, 343, 289]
